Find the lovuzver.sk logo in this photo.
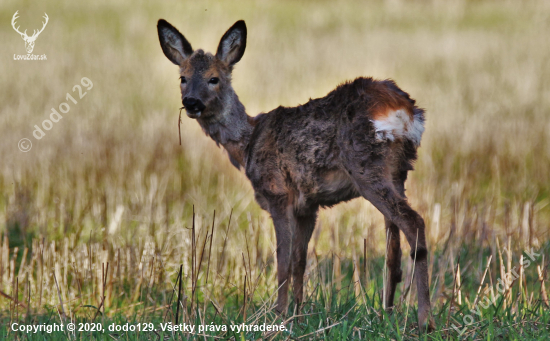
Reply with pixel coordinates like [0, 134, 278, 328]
[12, 10, 48, 60]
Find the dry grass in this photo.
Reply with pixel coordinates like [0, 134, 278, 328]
[0, 0, 549, 339]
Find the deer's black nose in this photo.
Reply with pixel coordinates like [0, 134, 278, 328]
[182, 97, 206, 112]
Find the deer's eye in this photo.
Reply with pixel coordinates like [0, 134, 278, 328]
[208, 77, 219, 85]
[180, 76, 187, 84]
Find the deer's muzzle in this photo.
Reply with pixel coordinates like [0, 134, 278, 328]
[182, 97, 206, 118]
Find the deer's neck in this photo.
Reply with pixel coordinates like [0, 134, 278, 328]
[197, 92, 253, 168]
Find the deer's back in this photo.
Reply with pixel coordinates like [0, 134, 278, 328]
[245, 77, 424, 211]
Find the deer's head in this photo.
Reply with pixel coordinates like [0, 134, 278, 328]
[12, 11, 49, 54]
[157, 20, 247, 120]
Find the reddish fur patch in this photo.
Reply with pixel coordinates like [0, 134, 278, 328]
[368, 83, 414, 120]
[204, 65, 220, 79]
[179, 53, 228, 80]
[179, 63, 192, 78]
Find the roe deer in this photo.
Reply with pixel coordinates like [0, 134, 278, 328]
[157, 19, 435, 330]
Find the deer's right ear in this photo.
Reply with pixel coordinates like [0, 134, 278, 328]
[157, 19, 193, 65]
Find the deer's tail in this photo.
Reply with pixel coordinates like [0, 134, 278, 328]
[407, 107, 425, 148]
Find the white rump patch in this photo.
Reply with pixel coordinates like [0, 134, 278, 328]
[372, 109, 424, 146]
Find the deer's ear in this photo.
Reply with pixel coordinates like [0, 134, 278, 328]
[216, 20, 247, 66]
[157, 19, 193, 65]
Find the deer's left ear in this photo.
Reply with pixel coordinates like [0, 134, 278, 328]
[216, 20, 247, 66]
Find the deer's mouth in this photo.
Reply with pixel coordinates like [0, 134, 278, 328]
[186, 109, 202, 119]
[182, 97, 206, 119]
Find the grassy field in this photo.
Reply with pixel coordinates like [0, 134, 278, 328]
[1, 0, 550, 339]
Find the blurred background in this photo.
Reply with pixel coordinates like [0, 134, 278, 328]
[0, 0, 549, 331]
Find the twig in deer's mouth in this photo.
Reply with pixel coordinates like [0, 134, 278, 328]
[178, 107, 184, 146]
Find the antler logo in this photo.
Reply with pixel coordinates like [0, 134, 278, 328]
[12, 11, 49, 54]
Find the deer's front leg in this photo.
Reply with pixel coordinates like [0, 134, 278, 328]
[291, 209, 318, 311]
[269, 204, 294, 315]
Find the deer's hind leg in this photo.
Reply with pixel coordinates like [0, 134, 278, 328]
[383, 167, 410, 312]
[384, 216, 402, 312]
[340, 142, 434, 330]
[354, 175, 433, 330]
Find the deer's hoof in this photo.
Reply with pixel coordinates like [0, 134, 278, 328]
[419, 318, 436, 333]
[274, 305, 286, 318]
